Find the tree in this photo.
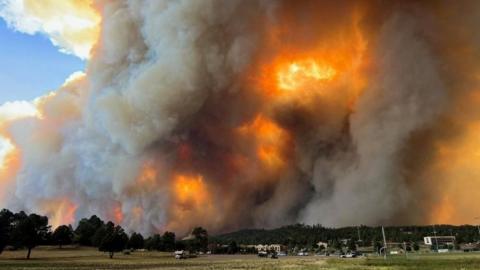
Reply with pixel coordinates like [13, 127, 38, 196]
[98, 222, 128, 258]
[11, 213, 50, 259]
[227, 241, 238, 254]
[162, 231, 176, 251]
[145, 234, 162, 251]
[191, 227, 208, 252]
[333, 239, 342, 251]
[91, 225, 107, 247]
[128, 232, 144, 250]
[74, 215, 104, 246]
[52, 225, 73, 248]
[347, 239, 357, 252]
[0, 209, 14, 254]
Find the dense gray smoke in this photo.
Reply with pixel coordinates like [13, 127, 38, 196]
[1, 0, 480, 235]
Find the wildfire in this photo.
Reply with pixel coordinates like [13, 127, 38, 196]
[0, 141, 20, 202]
[174, 174, 208, 205]
[238, 115, 291, 168]
[167, 174, 215, 232]
[277, 59, 336, 90]
[427, 121, 480, 224]
[137, 162, 158, 185]
[114, 205, 124, 224]
[41, 198, 77, 228]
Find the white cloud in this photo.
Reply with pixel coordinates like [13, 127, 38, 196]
[0, 0, 100, 59]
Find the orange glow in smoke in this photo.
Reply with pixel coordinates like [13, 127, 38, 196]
[166, 174, 215, 232]
[238, 115, 291, 168]
[427, 120, 480, 224]
[114, 206, 124, 224]
[174, 174, 208, 205]
[41, 198, 77, 228]
[137, 162, 158, 185]
[0, 144, 21, 202]
[277, 59, 336, 90]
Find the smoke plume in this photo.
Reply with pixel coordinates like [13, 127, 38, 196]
[0, 0, 479, 235]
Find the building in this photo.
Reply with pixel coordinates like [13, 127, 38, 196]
[423, 236, 455, 246]
[317, 241, 328, 249]
[255, 244, 286, 253]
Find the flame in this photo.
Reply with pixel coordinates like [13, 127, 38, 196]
[174, 174, 208, 205]
[114, 205, 124, 224]
[41, 198, 77, 228]
[277, 59, 336, 90]
[167, 174, 215, 231]
[238, 115, 291, 168]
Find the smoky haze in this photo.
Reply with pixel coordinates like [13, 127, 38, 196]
[0, 0, 479, 235]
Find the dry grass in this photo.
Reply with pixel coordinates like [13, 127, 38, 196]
[1, 247, 480, 270]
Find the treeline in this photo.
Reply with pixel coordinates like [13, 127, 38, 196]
[0, 209, 209, 259]
[212, 224, 480, 249]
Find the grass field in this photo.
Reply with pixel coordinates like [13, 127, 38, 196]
[1, 247, 480, 269]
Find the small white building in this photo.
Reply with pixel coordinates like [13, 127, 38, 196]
[317, 241, 328, 249]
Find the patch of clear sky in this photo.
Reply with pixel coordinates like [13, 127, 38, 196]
[0, 19, 85, 104]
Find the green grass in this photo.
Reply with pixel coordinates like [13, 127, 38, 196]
[1, 247, 480, 269]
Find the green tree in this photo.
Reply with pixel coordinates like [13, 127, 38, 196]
[347, 239, 357, 251]
[91, 225, 107, 247]
[52, 225, 73, 248]
[227, 241, 238, 254]
[98, 222, 128, 259]
[333, 240, 342, 251]
[74, 215, 104, 246]
[11, 213, 50, 259]
[145, 234, 162, 251]
[0, 209, 14, 254]
[191, 227, 208, 252]
[162, 231, 176, 251]
[128, 232, 144, 250]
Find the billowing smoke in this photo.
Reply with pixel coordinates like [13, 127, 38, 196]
[1, 0, 480, 235]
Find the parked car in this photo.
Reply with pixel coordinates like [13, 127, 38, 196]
[269, 253, 278, 259]
[340, 252, 357, 258]
[174, 250, 190, 259]
[258, 251, 268, 257]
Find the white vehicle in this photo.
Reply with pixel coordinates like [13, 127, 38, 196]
[174, 250, 190, 259]
[297, 252, 309, 256]
[340, 253, 357, 258]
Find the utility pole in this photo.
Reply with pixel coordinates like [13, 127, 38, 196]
[432, 224, 439, 252]
[382, 226, 387, 260]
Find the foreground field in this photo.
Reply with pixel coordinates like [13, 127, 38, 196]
[1, 247, 480, 270]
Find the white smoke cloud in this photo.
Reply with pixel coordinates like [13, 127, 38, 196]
[1, 0, 479, 235]
[0, 0, 100, 59]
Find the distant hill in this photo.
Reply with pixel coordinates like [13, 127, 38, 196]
[211, 224, 480, 247]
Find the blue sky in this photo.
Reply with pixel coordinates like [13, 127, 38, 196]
[0, 18, 85, 104]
